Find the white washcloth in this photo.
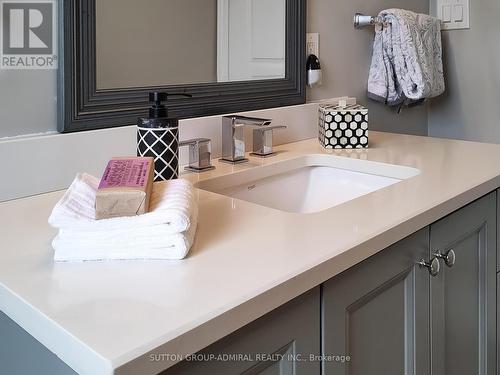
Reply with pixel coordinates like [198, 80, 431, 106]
[48, 173, 198, 262]
[368, 9, 445, 106]
[49, 173, 195, 234]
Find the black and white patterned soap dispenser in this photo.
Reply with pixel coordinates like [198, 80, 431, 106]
[137, 92, 191, 181]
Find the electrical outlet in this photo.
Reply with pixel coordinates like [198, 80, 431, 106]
[306, 33, 319, 57]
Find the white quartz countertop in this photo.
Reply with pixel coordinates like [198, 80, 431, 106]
[2, 132, 500, 375]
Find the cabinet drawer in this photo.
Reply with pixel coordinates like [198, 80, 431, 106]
[164, 287, 320, 375]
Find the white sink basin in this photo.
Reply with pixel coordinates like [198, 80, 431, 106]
[196, 154, 420, 213]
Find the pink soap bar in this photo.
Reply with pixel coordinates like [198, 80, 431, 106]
[99, 158, 152, 189]
[95, 157, 155, 219]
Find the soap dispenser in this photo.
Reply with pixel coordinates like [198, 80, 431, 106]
[306, 54, 322, 87]
[137, 92, 191, 181]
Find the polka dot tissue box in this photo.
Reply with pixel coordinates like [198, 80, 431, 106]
[318, 102, 369, 149]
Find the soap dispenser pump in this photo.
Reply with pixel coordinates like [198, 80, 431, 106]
[137, 92, 192, 181]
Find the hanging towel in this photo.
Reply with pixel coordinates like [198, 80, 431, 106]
[367, 9, 445, 106]
[48, 174, 198, 261]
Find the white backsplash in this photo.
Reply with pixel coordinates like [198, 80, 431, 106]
[0, 99, 351, 201]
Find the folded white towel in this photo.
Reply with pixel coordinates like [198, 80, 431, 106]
[368, 9, 445, 106]
[52, 213, 198, 262]
[49, 173, 196, 234]
[48, 173, 198, 262]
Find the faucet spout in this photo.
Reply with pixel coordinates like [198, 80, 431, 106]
[221, 115, 273, 163]
[226, 115, 272, 127]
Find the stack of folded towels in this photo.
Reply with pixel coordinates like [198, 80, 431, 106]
[48, 173, 197, 262]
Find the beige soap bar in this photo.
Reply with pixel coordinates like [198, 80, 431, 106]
[95, 157, 154, 220]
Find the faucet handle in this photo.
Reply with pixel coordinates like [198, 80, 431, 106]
[179, 138, 215, 172]
[250, 126, 287, 157]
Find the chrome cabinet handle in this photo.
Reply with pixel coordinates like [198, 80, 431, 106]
[434, 249, 456, 267]
[419, 257, 440, 277]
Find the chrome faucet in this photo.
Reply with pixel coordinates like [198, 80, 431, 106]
[220, 115, 272, 163]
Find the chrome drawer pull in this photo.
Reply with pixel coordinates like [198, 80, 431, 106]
[419, 257, 440, 277]
[434, 249, 456, 268]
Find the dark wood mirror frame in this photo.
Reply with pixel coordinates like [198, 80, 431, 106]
[58, 0, 306, 133]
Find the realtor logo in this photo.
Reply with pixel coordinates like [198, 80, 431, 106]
[1, 1, 57, 69]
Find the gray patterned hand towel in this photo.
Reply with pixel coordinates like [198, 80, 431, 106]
[367, 9, 445, 106]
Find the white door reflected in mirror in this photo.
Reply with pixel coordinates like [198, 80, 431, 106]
[217, 0, 286, 82]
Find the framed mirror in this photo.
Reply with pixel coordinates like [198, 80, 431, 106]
[58, 0, 306, 133]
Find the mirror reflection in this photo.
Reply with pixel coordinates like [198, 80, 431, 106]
[96, 0, 286, 89]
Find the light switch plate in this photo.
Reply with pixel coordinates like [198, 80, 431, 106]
[306, 33, 319, 57]
[435, 0, 470, 30]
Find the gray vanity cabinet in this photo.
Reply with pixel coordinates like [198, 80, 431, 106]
[164, 287, 320, 375]
[0, 311, 77, 375]
[430, 192, 496, 375]
[321, 229, 431, 375]
[497, 274, 500, 375]
[322, 192, 497, 375]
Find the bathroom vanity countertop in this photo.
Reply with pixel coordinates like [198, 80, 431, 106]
[2, 132, 500, 375]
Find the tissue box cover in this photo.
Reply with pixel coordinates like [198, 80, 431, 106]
[318, 103, 369, 149]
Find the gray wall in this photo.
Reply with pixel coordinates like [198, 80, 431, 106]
[96, 0, 217, 89]
[306, 0, 429, 136]
[0, 70, 57, 138]
[0, 0, 430, 138]
[427, 0, 500, 143]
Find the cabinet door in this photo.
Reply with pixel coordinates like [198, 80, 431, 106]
[497, 273, 500, 375]
[164, 287, 320, 375]
[322, 228, 430, 375]
[430, 192, 496, 375]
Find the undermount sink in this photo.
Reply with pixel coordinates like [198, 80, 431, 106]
[195, 154, 420, 214]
